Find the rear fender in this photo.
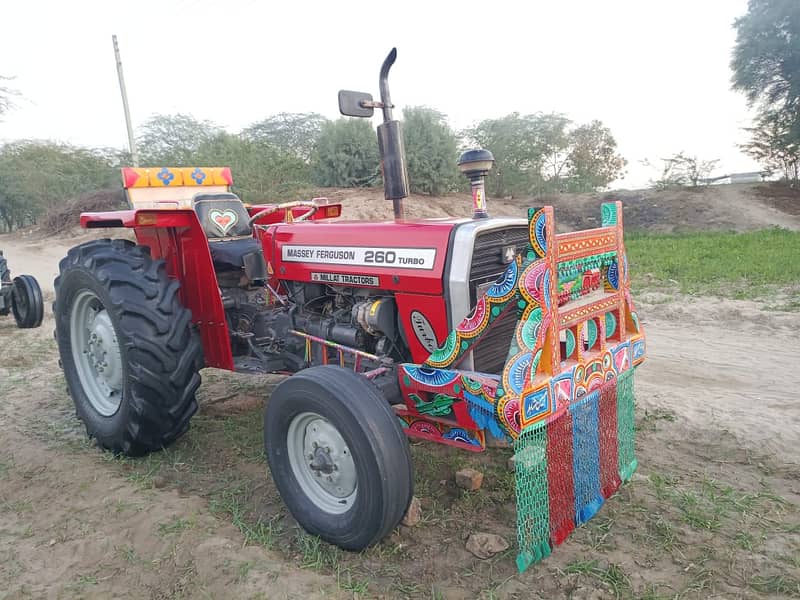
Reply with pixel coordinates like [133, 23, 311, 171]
[81, 208, 234, 370]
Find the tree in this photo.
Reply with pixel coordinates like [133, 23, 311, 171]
[0, 76, 18, 120]
[537, 113, 572, 183]
[467, 113, 625, 197]
[137, 113, 222, 165]
[311, 119, 380, 187]
[732, 0, 800, 115]
[732, 0, 800, 181]
[401, 106, 460, 195]
[643, 152, 720, 189]
[466, 113, 549, 197]
[567, 121, 627, 191]
[194, 132, 312, 200]
[242, 113, 328, 162]
[0, 141, 118, 230]
[742, 109, 799, 181]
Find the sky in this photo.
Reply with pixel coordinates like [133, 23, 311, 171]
[0, 0, 762, 189]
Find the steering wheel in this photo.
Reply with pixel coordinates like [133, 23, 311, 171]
[248, 201, 319, 226]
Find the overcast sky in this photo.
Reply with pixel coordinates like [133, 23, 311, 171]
[1, 0, 761, 188]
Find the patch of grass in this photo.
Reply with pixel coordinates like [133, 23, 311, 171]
[220, 413, 265, 463]
[563, 559, 632, 599]
[157, 516, 195, 536]
[0, 457, 12, 480]
[335, 566, 369, 594]
[749, 574, 800, 597]
[66, 574, 98, 591]
[294, 531, 341, 571]
[236, 561, 253, 582]
[116, 545, 140, 564]
[209, 485, 281, 549]
[639, 408, 677, 432]
[626, 228, 800, 300]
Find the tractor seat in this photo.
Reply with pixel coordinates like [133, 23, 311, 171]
[192, 193, 267, 279]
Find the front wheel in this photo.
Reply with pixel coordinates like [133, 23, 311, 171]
[264, 365, 414, 550]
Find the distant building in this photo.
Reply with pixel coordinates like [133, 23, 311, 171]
[699, 171, 767, 185]
[729, 171, 766, 184]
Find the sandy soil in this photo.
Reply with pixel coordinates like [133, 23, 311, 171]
[637, 293, 800, 461]
[0, 183, 798, 598]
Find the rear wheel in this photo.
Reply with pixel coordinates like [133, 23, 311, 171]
[11, 274, 44, 328]
[264, 365, 413, 550]
[54, 239, 203, 456]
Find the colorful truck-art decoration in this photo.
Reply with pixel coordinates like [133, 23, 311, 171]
[396, 201, 645, 571]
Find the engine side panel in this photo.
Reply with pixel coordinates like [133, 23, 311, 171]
[395, 293, 449, 363]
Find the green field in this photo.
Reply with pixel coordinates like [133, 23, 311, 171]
[626, 228, 800, 306]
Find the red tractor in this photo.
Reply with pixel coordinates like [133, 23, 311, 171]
[54, 49, 645, 564]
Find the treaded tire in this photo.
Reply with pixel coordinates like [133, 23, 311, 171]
[12, 274, 44, 328]
[54, 238, 203, 456]
[264, 365, 414, 551]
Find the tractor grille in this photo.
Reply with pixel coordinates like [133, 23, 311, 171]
[470, 226, 530, 375]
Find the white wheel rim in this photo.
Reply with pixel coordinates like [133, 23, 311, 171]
[69, 290, 124, 417]
[286, 411, 357, 514]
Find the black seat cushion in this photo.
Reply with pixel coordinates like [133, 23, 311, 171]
[193, 192, 253, 239]
[209, 237, 264, 274]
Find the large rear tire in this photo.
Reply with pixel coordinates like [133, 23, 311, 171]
[54, 239, 203, 456]
[264, 365, 414, 551]
[12, 274, 44, 328]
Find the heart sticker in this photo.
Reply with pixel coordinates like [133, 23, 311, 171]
[208, 208, 238, 235]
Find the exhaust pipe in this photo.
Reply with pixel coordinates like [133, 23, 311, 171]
[376, 49, 409, 220]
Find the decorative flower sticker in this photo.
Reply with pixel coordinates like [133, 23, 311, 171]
[157, 167, 175, 186]
[191, 168, 206, 185]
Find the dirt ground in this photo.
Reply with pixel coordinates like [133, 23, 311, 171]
[1, 184, 799, 599]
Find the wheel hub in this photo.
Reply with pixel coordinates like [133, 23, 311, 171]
[85, 311, 123, 391]
[287, 412, 358, 514]
[69, 290, 124, 417]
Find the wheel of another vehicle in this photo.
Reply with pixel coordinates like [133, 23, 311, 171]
[54, 238, 203, 456]
[0, 253, 10, 316]
[11, 275, 44, 328]
[264, 365, 414, 551]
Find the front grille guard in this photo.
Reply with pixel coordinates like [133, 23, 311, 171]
[395, 202, 646, 571]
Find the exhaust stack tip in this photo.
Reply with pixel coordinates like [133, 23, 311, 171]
[458, 149, 494, 219]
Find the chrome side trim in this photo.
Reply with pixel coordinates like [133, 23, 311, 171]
[447, 217, 527, 370]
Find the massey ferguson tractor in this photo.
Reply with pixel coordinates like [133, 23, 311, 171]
[0, 250, 43, 329]
[54, 49, 645, 570]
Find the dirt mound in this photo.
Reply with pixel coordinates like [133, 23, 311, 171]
[321, 182, 800, 233]
[2, 181, 798, 296]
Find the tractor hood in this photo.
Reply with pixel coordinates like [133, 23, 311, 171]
[265, 218, 473, 295]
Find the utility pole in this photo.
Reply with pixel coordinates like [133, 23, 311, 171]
[112, 35, 138, 166]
